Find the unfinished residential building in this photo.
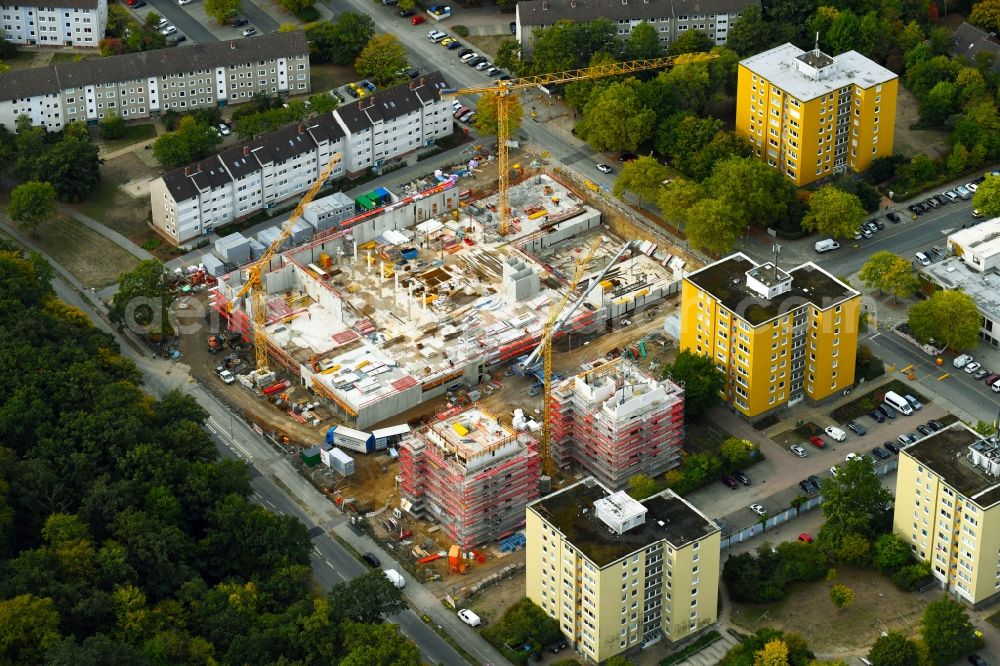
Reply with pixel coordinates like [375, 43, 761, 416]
[550, 357, 684, 490]
[399, 406, 541, 547]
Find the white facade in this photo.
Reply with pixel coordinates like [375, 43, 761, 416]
[1, 0, 106, 47]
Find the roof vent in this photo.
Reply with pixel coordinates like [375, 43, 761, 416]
[243, 145, 250, 156]
[184, 166, 192, 176]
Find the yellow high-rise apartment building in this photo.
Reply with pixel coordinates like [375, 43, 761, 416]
[893, 423, 1000, 608]
[736, 43, 898, 186]
[526, 478, 720, 663]
[680, 253, 861, 420]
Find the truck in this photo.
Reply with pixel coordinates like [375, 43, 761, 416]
[426, 4, 451, 20]
[383, 569, 405, 589]
[814, 239, 840, 253]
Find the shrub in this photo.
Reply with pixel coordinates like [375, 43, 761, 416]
[99, 113, 127, 140]
[891, 562, 932, 590]
[452, 24, 470, 37]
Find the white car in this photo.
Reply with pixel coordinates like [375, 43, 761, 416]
[156, 17, 169, 28]
[966, 182, 979, 192]
[790, 444, 808, 458]
[596, 163, 613, 174]
[965, 361, 982, 374]
[457, 609, 481, 627]
[830, 465, 840, 477]
[177, 0, 192, 4]
[218, 123, 231, 136]
[451, 100, 462, 112]
[749, 503, 766, 516]
[846, 452, 860, 462]
[219, 370, 235, 384]
[954, 354, 974, 369]
[160, 25, 177, 35]
[459, 52, 478, 63]
[824, 426, 847, 442]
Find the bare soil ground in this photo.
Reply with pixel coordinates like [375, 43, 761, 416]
[311, 64, 359, 95]
[464, 34, 511, 59]
[730, 566, 927, 653]
[893, 86, 949, 160]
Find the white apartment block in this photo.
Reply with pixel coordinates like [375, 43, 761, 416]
[1, 0, 106, 47]
[150, 72, 453, 245]
[515, 0, 759, 56]
[0, 31, 310, 131]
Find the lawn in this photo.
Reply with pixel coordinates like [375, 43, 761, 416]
[17, 215, 138, 288]
[831, 380, 930, 422]
[311, 64, 356, 94]
[465, 34, 511, 59]
[684, 420, 731, 455]
[4, 49, 39, 70]
[100, 123, 157, 152]
[730, 566, 927, 653]
[49, 52, 96, 64]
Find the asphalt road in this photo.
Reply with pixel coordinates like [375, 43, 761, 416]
[144, 0, 216, 43]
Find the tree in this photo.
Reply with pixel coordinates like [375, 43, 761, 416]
[908, 290, 982, 352]
[205, 0, 240, 24]
[664, 350, 725, 420]
[656, 113, 722, 174]
[970, 0, 1000, 34]
[829, 583, 854, 609]
[872, 533, 912, 573]
[702, 156, 797, 231]
[627, 474, 658, 500]
[529, 19, 617, 74]
[397, 0, 415, 10]
[834, 531, 872, 566]
[920, 81, 958, 124]
[921, 596, 975, 665]
[327, 570, 406, 624]
[473, 92, 523, 137]
[667, 29, 713, 56]
[972, 174, 1000, 218]
[859, 251, 918, 303]
[31, 135, 102, 202]
[613, 156, 670, 205]
[818, 455, 892, 546]
[340, 620, 421, 666]
[868, 631, 921, 666]
[726, 6, 772, 57]
[657, 178, 703, 231]
[8, 181, 57, 237]
[109, 259, 172, 338]
[753, 638, 789, 666]
[354, 34, 408, 86]
[802, 186, 867, 239]
[152, 116, 222, 169]
[626, 21, 663, 59]
[494, 39, 523, 75]
[685, 197, 744, 255]
[279, 0, 314, 14]
[720, 437, 755, 469]
[578, 79, 656, 152]
[99, 113, 127, 140]
[0, 594, 61, 664]
[324, 13, 376, 66]
[308, 92, 338, 114]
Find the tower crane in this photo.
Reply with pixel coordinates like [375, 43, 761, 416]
[443, 51, 718, 236]
[520, 240, 635, 476]
[230, 152, 342, 385]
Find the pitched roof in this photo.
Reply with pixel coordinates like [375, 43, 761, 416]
[0, 31, 309, 102]
[305, 112, 346, 145]
[951, 22, 1000, 71]
[335, 71, 449, 132]
[516, 0, 758, 26]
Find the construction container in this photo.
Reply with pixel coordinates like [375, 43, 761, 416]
[328, 447, 355, 476]
[371, 424, 410, 451]
[301, 445, 322, 467]
[372, 186, 391, 205]
[355, 194, 375, 211]
[214, 233, 251, 266]
[400, 248, 419, 260]
[290, 219, 314, 245]
[202, 253, 226, 277]
[325, 425, 374, 454]
[256, 227, 287, 251]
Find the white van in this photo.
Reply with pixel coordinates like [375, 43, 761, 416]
[884, 390, 913, 416]
[992, 378, 1000, 393]
[814, 239, 840, 253]
[383, 569, 405, 589]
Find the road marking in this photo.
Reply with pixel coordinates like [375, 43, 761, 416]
[938, 373, 950, 381]
[900, 364, 914, 374]
[941, 228, 955, 235]
[324, 558, 334, 569]
[313, 546, 321, 555]
[205, 424, 217, 435]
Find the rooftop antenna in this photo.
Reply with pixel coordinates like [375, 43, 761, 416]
[771, 244, 781, 280]
[814, 32, 820, 53]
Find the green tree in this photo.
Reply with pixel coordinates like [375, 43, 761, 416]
[726, 6, 772, 57]
[626, 21, 663, 59]
[970, 0, 1000, 33]
[685, 197, 743, 255]
[627, 474, 658, 500]
[686, 130, 753, 182]
[25, 134, 102, 202]
[834, 531, 872, 566]
[873, 533, 913, 573]
[279, 0, 314, 14]
[657, 178, 702, 231]
[494, 39, 523, 74]
[921, 81, 958, 124]
[340, 620, 421, 666]
[152, 116, 222, 169]
[316, 13, 374, 65]
[613, 156, 670, 205]
[829, 584, 854, 609]
[753, 638, 789, 666]
[205, 0, 240, 24]
[664, 350, 725, 420]
[7, 181, 57, 237]
[972, 174, 1000, 217]
[327, 570, 406, 624]
[859, 251, 918, 303]
[473, 92, 523, 137]
[655, 113, 723, 175]
[921, 596, 975, 665]
[703, 156, 796, 232]
[578, 79, 656, 152]
[99, 113, 127, 140]
[908, 290, 982, 352]
[719, 437, 755, 469]
[818, 455, 892, 545]
[667, 29, 713, 56]
[868, 631, 921, 666]
[529, 19, 617, 74]
[802, 186, 867, 239]
[397, 0, 415, 9]
[109, 259, 172, 338]
[308, 92, 338, 114]
[0, 594, 61, 664]
[354, 34, 408, 86]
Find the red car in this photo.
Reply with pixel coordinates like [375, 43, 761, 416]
[798, 533, 813, 543]
[808, 435, 826, 449]
[411, 14, 425, 24]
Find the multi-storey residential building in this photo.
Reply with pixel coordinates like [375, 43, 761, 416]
[1, 0, 107, 47]
[514, 0, 756, 57]
[736, 42, 898, 186]
[0, 31, 310, 131]
[150, 72, 452, 244]
[893, 422, 1000, 608]
[526, 478, 720, 663]
[680, 253, 860, 420]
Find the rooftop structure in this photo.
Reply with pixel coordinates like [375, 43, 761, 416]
[399, 406, 540, 547]
[947, 217, 1000, 273]
[903, 424, 1000, 507]
[920, 253, 1000, 349]
[550, 357, 685, 490]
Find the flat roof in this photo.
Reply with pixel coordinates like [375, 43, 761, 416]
[903, 424, 1000, 508]
[429, 406, 514, 454]
[949, 217, 1000, 258]
[921, 256, 1000, 320]
[529, 478, 718, 568]
[684, 253, 857, 325]
[740, 43, 897, 101]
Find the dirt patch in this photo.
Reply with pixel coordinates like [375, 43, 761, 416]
[730, 566, 927, 654]
[893, 86, 949, 160]
[464, 34, 512, 59]
[311, 64, 359, 95]
[684, 421, 732, 455]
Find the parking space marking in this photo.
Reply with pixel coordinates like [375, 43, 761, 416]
[938, 373, 950, 381]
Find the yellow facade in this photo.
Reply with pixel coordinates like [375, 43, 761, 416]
[736, 44, 898, 187]
[893, 424, 1000, 607]
[526, 482, 720, 663]
[680, 254, 860, 420]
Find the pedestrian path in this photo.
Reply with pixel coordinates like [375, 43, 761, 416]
[60, 205, 155, 262]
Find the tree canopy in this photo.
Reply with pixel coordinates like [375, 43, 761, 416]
[152, 116, 222, 169]
[908, 290, 982, 352]
[664, 350, 725, 420]
[859, 251, 919, 303]
[577, 79, 657, 152]
[474, 92, 524, 138]
[818, 456, 893, 552]
[802, 186, 867, 239]
[972, 173, 1000, 218]
[12, 119, 101, 202]
[921, 596, 975, 665]
[205, 0, 240, 24]
[7, 181, 57, 237]
[354, 34, 408, 86]
[306, 14, 374, 65]
[612, 156, 671, 205]
[867, 631, 921, 666]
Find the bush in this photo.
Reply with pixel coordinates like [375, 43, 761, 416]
[723, 541, 828, 603]
[140, 238, 162, 251]
[99, 113, 127, 140]
[294, 5, 320, 21]
[482, 598, 562, 665]
[891, 562, 932, 590]
[452, 24, 470, 37]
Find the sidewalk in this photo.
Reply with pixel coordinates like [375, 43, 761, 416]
[60, 205, 155, 262]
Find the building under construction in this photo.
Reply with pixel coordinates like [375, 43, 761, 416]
[550, 357, 685, 490]
[398, 406, 541, 548]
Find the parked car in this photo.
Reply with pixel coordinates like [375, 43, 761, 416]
[467, 56, 487, 67]
[485, 66, 500, 76]
[973, 208, 985, 219]
[984, 373, 1000, 386]
[965, 361, 982, 374]
[908, 204, 923, 216]
[596, 163, 613, 174]
[871, 447, 890, 460]
[799, 479, 814, 493]
[458, 110, 475, 123]
[217, 123, 231, 136]
[868, 409, 885, 423]
[458, 609, 481, 627]
[242, 27, 257, 37]
[733, 471, 751, 486]
[411, 14, 425, 24]
[398, 8, 414, 16]
[798, 533, 814, 543]
[808, 474, 821, 489]
[846, 452, 860, 462]
[721, 475, 739, 489]
[933, 194, 949, 205]
[168, 34, 186, 44]
[884, 441, 900, 454]
[830, 465, 840, 477]
[453, 106, 469, 118]
[943, 190, 960, 203]
[956, 185, 972, 199]
[905, 394, 923, 410]
[824, 425, 847, 442]
[973, 367, 990, 379]
[790, 444, 808, 457]
[897, 433, 917, 446]
[129, 0, 147, 6]
[875, 404, 895, 420]
[457, 47, 473, 57]
[968, 655, 988, 666]
[916, 424, 933, 437]
[749, 503, 766, 516]
[847, 421, 867, 436]
[545, 637, 569, 654]
[446, 41, 462, 50]
[887, 211, 901, 223]
[927, 420, 945, 431]
[231, 16, 248, 26]
[219, 370, 235, 384]
[475, 60, 492, 71]
[967, 182, 979, 192]
[161, 25, 177, 35]
[809, 435, 826, 449]
[459, 51, 478, 62]
[440, 37, 456, 46]
[925, 197, 940, 208]
[362, 552, 380, 567]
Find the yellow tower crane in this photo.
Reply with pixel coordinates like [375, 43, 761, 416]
[444, 51, 718, 235]
[230, 153, 342, 385]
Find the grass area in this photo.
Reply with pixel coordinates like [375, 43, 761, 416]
[831, 380, 930, 422]
[988, 608, 1000, 632]
[464, 34, 511, 59]
[100, 123, 157, 152]
[311, 64, 357, 94]
[19, 215, 138, 288]
[49, 52, 96, 64]
[684, 421, 730, 455]
[660, 630, 722, 665]
[730, 566, 927, 652]
[4, 49, 40, 70]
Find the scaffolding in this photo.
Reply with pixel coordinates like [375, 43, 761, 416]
[549, 357, 684, 490]
[399, 406, 541, 548]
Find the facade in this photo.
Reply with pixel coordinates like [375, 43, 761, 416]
[0, 31, 310, 131]
[398, 406, 540, 547]
[1, 0, 107, 47]
[736, 43, 898, 186]
[550, 357, 685, 490]
[515, 0, 757, 57]
[893, 423, 1000, 607]
[680, 253, 860, 420]
[150, 72, 452, 244]
[526, 478, 720, 663]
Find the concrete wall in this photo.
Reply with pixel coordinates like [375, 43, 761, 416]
[517, 209, 602, 255]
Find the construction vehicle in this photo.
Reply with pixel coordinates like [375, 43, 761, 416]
[519, 240, 634, 476]
[228, 153, 342, 387]
[207, 332, 227, 353]
[442, 51, 717, 236]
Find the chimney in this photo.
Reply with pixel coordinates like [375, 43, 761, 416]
[197, 162, 204, 172]
[230, 41, 236, 50]
[298, 123, 305, 134]
[409, 81, 417, 89]
[184, 166, 191, 176]
[243, 145, 250, 156]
